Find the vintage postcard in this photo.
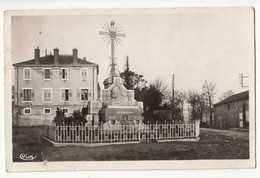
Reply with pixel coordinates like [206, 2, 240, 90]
[4, 7, 255, 171]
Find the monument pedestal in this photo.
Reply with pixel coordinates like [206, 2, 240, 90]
[100, 106, 143, 122]
[100, 77, 143, 123]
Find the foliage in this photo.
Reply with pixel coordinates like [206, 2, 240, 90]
[219, 90, 234, 101]
[53, 107, 88, 125]
[186, 91, 201, 120]
[120, 56, 146, 90]
[144, 79, 169, 110]
[202, 80, 216, 127]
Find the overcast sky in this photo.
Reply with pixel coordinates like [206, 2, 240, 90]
[11, 8, 254, 103]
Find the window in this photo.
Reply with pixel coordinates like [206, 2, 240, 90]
[43, 68, 51, 79]
[61, 88, 71, 102]
[80, 68, 88, 80]
[227, 104, 230, 110]
[62, 108, 69, 114]
[81, 89, 88, 101]
[60, 68, 69, 80]
[23, 89, 32, 101]
[23, 68, 31, 80]
[43, 108, 51, 114]
[24, 108, 31, 115]
[43, 88, 52, 102]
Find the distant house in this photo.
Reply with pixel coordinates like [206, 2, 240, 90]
[213, 91, 249, 129]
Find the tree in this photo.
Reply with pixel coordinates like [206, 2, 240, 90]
[120, 56, 146, 90]
[142, 79, 170, 123]
[202, 80, 216, 127]
[197, 94, 207, 122]
[219, 90, 234, 101]
[186, 91, 201, 120]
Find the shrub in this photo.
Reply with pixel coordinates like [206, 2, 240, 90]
[53, 107, 88, 125]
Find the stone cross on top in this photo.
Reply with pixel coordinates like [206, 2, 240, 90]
[99, 21, 125, 78]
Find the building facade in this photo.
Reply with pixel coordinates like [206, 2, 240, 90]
[213, 91, 249, 129]
[13, 47, 99, 126]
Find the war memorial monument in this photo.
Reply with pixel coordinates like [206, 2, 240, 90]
[89, 21, 144, 125]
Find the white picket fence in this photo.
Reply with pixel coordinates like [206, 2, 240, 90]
[46, 120, 200, 144]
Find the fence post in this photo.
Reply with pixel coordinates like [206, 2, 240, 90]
[54, 124, 57, 142]
[155, 122, 158, 140]
[195, 120, 200, 138]
[138, 122, 141, 142]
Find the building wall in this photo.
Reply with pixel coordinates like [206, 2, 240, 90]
[214, 99, 249, 129]
[14, 65, 98, 126]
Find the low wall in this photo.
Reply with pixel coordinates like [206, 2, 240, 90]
[43, 124, 56, 141]
[17, 115, 53, 126]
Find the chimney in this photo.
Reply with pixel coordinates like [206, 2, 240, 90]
[54, 47, 59, 64]
[73, 48, 78, 64]
[34, 47, 40, 65]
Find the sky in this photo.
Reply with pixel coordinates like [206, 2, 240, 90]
[11, 8, 254, 103]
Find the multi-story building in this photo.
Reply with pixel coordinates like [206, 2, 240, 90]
[13, 47, 99, 126]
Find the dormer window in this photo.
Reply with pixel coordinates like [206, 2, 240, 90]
[23, 68, 31, 80]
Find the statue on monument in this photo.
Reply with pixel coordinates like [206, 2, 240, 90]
[99, 21, 144, 123]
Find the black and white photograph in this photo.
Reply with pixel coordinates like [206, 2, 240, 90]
[4, 7, 255, 171]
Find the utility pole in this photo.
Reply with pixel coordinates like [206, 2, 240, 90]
[172, 74, 175, 119]
[239, 73, 249, 88]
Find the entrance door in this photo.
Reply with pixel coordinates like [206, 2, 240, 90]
[242, 103, 247, 128]
[239, 113, 243, 128]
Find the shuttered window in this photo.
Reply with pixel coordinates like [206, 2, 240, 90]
[61, 89, 71, 102]
[23, 68, 31, 80]
[43, 88, 52, 102]
[23, 89, 32, 101]
[60, 68, 69, 80]
[43, 68, 52, 79]
[81, 89, 88, 101]
[81, 68, 88, 80]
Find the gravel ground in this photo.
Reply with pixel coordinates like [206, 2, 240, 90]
[12, 126, 249, 162]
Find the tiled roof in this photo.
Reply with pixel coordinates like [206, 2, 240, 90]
[13, 55, 97, 66]
[213, 90, 249, 106]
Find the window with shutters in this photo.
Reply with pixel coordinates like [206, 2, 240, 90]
[81, 89, 88, 101]
[60, 68, 69, 80]
[43, 68, 51, 79]
[43, 88, 52, 102]
[23, 68, 31, 80]
[60, 88, 71, 102]
[24, 108, 31, 115]
[43, 108, 51, 114]
[80, 68, 88, 80]
[23, 89, 32, 101]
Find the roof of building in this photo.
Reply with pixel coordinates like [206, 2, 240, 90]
[213, 90, 249, 106]
[13, 55, 98, 67]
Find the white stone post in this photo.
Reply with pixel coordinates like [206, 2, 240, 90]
[138, 122, 141, 142]
[195, 120, 200, 138]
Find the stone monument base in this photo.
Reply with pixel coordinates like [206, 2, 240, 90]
[100, 106, 143, 123]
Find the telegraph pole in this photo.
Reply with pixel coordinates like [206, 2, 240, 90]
[239, 73, 249, 88]
[172, 74, 175, 119]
